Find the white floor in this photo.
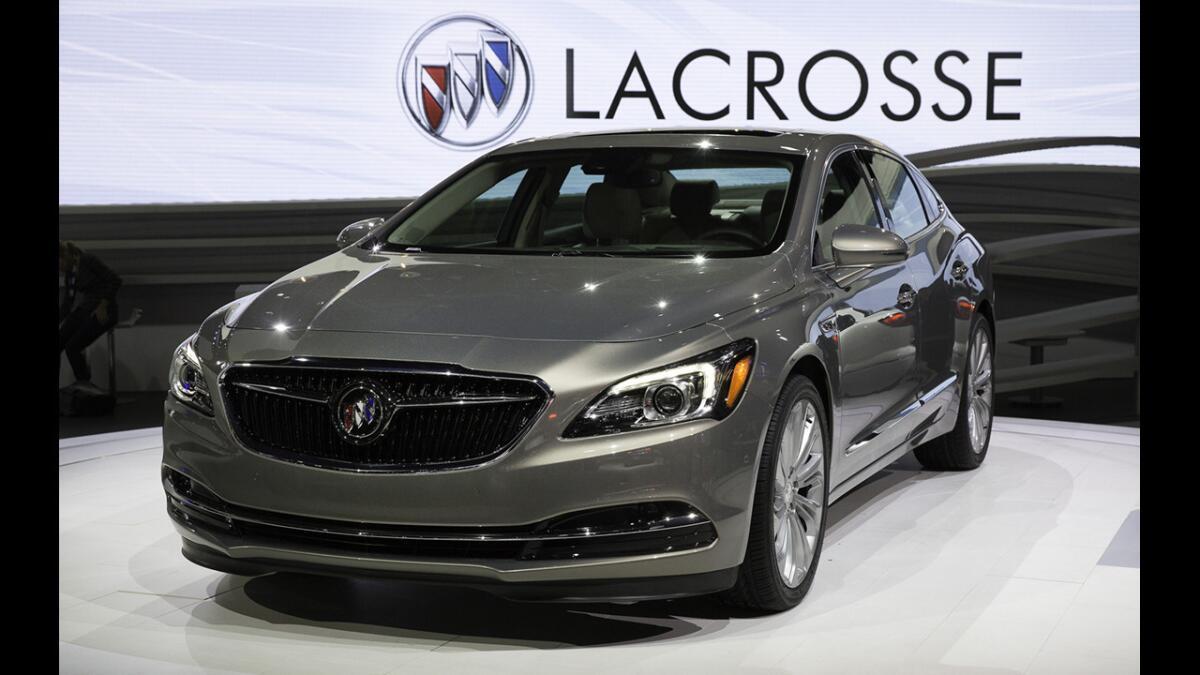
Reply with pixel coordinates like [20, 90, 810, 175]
[60, 418, 1140, 674]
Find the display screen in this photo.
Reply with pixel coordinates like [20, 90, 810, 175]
[59, 0, 1139, 205]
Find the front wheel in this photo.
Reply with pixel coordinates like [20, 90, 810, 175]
[914, 316, 995, 470]
[722, 375, 829, 612]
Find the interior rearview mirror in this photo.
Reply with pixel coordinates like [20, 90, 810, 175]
[336, 217, 386, 249]
[831, 224, 908, 268]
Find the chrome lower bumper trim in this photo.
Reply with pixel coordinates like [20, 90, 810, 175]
[164, 466, 717, 562]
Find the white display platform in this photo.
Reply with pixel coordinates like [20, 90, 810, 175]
[60, 417, 1140, 674]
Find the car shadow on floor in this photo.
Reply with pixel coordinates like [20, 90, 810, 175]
[218, 572, 749, 648]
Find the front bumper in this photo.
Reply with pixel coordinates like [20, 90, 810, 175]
[162, 327, 773, 600]
[179, 539, 737, 602]
[165, 462, 736, 601]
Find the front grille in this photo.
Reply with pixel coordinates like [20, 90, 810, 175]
[220, 359, 549, 471]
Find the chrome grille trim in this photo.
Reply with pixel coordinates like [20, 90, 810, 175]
[227, 380, 538, 408]
[228, 381, 329, 404]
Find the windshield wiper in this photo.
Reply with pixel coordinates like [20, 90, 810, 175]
[551, 249, 618, 257]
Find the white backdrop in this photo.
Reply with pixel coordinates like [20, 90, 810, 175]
[60, 0, 1139, 205]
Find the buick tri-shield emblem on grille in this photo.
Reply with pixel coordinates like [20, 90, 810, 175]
[398, 15, 533, 149]
[333, 384, 387, 443]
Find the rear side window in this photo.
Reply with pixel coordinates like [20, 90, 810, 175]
[913, 169, 943, 223]
[863, 152, 929, 239]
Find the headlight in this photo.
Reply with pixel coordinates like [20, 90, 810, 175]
[563, 339, 755, 438]
[168, 334, 213, 415]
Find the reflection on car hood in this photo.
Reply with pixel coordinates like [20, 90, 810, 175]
[229, 248, 796, 342]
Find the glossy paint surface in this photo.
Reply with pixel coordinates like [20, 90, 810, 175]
[162, 129, 993, 585]
[228, 249, 796, 342]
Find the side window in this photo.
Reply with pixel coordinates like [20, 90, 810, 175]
[864, 152, 930, 239]
[415, 169, 529, 247]
[813, 152, 881, 266]
[913, 170, 942, 223]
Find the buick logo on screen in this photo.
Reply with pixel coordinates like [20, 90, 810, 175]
[398, 15, 533, 149]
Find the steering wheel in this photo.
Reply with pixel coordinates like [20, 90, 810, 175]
[697, 227, 764, 248]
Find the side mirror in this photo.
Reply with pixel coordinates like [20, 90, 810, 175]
[336, 217, 386, 249]
[831, 224, 908, 268]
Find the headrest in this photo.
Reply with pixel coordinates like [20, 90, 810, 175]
[670, 180, 720, 220]
[761, 189, 785, 219]
[583, 183, 643, 240]
[820, 190, 848, 223]
[760, 189, 785, 235]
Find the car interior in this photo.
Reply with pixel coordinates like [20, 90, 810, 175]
[386, 151, 797, 254]
[546, 177, 788, 251]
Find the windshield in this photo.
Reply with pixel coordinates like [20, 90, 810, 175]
[380, 148, 802, 257]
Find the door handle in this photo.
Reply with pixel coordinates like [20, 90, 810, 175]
[951, 260, 968, 281]
[897, 286, 916, 310]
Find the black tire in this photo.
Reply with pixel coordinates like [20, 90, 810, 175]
[914, 316, 995, 471]
[722, 375, 830, 612]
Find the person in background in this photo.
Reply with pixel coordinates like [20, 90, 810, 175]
[59, 240, 122, 386]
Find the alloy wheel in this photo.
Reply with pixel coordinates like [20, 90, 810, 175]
[967, 328, 994, 453]
[772, 398, 825, 588]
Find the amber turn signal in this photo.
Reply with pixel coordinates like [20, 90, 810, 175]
[725, 356, 753, 408]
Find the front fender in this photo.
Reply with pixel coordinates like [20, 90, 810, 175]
[705, 279, 844, 480]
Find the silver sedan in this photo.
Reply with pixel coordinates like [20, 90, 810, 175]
[162, 128, 994, 612]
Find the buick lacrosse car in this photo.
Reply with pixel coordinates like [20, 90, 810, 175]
[163, 129, 993, 611]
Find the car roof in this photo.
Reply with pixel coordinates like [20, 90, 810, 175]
[489, 127, 892, 158]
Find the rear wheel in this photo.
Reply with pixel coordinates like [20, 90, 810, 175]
[723, 375, 829, 612]
[914, 316, 994, 470]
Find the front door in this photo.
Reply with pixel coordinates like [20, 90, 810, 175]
[813, 150, 920, 479]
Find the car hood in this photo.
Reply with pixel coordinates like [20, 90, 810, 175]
[228, 248, 796, 342]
